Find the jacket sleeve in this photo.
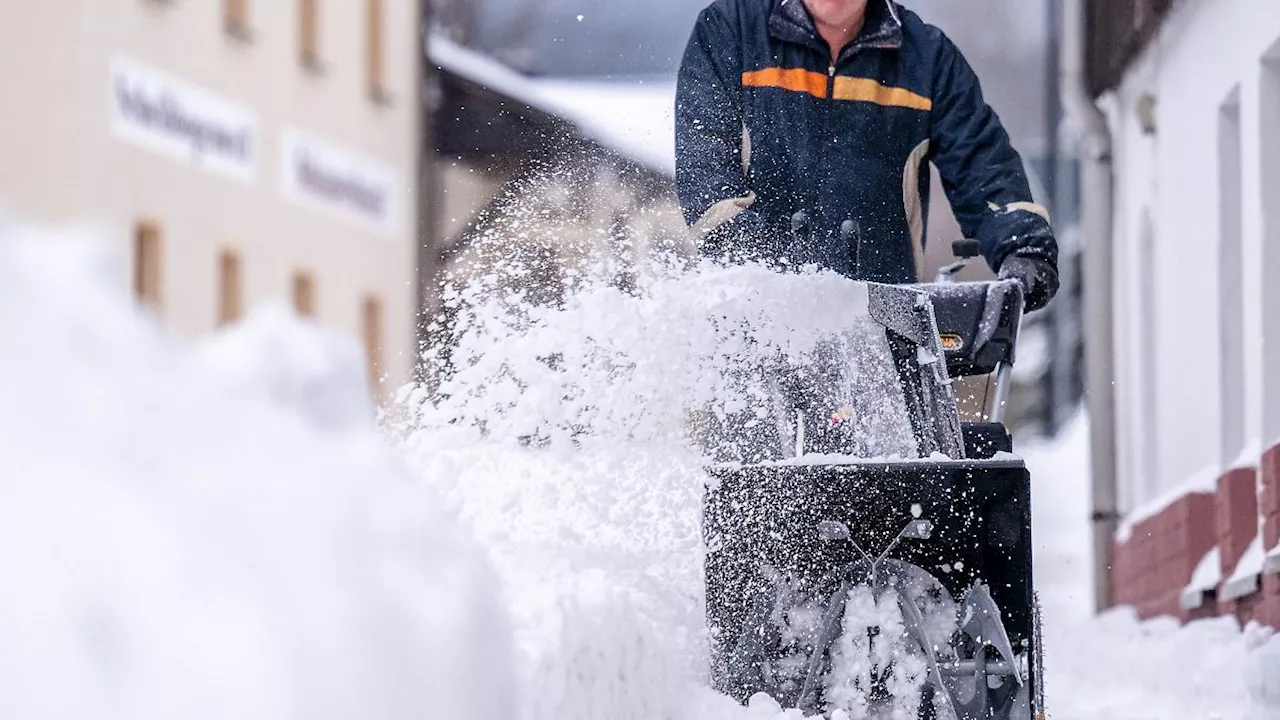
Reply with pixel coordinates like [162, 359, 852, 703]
[675, 7, 769, 259]
[928, 33, 1058, 272]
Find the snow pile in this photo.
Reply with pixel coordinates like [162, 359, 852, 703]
[1246, 634, 1280, 719]
[0, 226, 513, 720]
[1026, 416, 1275, 719]
[194, 305, 377, 434]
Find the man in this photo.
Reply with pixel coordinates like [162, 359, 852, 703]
[675, 0, 1059, 310]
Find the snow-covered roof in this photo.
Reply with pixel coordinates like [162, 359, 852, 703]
[532, 80, 676, 177]
[429, 35, 677, 177]
[429, 34, 551, 113]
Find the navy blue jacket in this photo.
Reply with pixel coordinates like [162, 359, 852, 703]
[675, 0, 1057, 283]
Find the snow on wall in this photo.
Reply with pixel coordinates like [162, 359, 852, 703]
[1115, 464, 1219, 542]
[0, 225, 514, 720]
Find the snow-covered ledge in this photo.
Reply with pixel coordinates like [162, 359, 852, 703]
[1265, 545, 1280, 576]
[1181, 547, 1221, 610]
[1221, 537, 1265, 602]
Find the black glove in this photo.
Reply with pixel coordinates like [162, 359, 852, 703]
[998, 254, 1059, 312]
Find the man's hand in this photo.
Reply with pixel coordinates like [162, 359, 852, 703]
[998, 254, 1059, 312]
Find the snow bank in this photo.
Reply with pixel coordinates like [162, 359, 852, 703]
[0, 225, 513, 720]
[1247, 633, 1280, 719]
[195, 305, 375, 434]
[1025, 415, 1272, 719]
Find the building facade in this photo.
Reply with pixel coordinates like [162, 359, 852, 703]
[1087, 0, 1280, 628]
[0, 0, 421, 393]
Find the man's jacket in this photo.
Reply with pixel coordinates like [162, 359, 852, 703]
[675, 0, 1057, 283]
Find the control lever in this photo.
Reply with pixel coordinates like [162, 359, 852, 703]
[935, 238, 982, 283]
[789, 211, 811, 267]
[840, 219, 862, 278]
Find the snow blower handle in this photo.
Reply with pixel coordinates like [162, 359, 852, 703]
[934, 238, 982, 283]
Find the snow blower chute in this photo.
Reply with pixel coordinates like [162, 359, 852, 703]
[703, 239, 1045, 719]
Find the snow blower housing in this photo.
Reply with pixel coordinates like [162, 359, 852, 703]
[703, 278, 1044, 719]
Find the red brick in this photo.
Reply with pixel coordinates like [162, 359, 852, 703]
[1260, 574, 1280, 629]
[1262, 445, 1280, 517]
[1264, 445, 1280, 551]
[1184, 494, 1219, 555]
[1217, 467, 1260, 575]
[1111, 492, 1219, 621]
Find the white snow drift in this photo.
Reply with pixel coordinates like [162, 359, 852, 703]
[0, 224, 513, 720]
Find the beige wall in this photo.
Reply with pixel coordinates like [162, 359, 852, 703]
[0, 0, 420, 392]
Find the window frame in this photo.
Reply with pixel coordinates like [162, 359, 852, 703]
[133, 220, 164, 313]
[300, 0, 323, 71]
[362, 294, 385, 397]
[217, 248, 244, 326]
[292, 270, 317, 317]
[365, 0, 390, 103]
[224, 0, 252, 41]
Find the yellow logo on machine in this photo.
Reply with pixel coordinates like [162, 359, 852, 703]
[939, 333, 965, 351]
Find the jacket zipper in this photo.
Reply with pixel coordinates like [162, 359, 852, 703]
[827, 64, 836, 99]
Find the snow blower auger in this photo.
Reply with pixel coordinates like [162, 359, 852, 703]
[702, 238, 1045, 719]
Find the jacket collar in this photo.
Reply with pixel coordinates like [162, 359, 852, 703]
[769, 0, 904, 60]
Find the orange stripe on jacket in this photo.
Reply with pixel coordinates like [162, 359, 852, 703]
[832, 76, 932, 111]
[742, 67, 829, 99]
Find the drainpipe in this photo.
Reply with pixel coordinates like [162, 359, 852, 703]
[1061, 0, 1119, 613]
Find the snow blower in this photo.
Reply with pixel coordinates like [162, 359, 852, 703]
[703, 237, 1045, 719]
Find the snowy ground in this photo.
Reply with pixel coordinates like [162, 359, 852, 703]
[1024, 422, 1277, 719]
[2, 224, 1277, 718]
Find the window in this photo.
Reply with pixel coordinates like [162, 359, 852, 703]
[300, 0, 320, 69]
[1218, 87, 1246, 465]
[217, 249, 243, 326]
[366, 0, 386, 101]
[362, 295, 384, 396]
[292, 271, 316, 317]
[133, 220, 163, 312]
[225, 0, 250, 38]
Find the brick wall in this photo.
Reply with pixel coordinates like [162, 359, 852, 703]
[1110, 444, 1280, 629]
[1260, 446, 1280, 627]
[1112, 492, 1217, 622]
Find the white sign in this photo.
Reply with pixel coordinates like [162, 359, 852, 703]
[110, 56, 258, 182]
[281, 129, 400, 236]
